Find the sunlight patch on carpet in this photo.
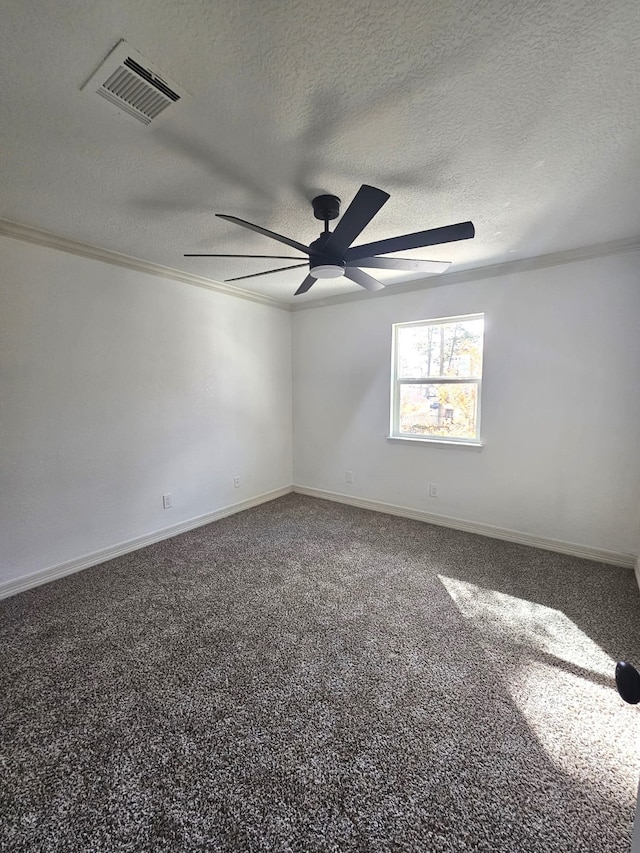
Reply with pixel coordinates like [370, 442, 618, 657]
[438, 575, 639, 800]
[508, 660, 638, 804]
[438, 575, 613, 676]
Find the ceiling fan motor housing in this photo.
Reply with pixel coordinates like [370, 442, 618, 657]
[308, 231, 347, 278]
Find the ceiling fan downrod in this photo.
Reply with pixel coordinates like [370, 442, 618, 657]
[307, 193, 345, 278]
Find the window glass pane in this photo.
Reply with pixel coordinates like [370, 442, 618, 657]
[397, 318, 483, 379]
[398, 383, 478, 439]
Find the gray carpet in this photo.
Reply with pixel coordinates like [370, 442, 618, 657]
[1, 494, 639, 852]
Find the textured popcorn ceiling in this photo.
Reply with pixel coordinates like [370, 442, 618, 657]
[1, 0, 639, 304]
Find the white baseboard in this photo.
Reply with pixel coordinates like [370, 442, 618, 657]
[0, 486, 293, 601]
[293, 485, 636, 569]
[3, 484, 635, 601]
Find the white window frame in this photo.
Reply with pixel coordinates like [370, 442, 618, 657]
[390, 313, 484, 446]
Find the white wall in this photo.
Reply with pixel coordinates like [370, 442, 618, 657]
[0, 236, 292, 586]
[292, 252, 640, 559]
[2, 238, 638, 592]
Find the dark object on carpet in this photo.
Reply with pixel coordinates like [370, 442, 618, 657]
[1, 494, 639, 852]
[616, 660, 640, 704]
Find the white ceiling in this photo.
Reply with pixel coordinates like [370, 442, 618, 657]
[1, 0, 639, 305]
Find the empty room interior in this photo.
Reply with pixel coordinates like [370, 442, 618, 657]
[2, 1, 640, 850]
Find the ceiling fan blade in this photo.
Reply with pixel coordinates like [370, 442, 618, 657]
[294, 274, 317, 296]
[216, 214, 309, 255]
[353, 257, 451, 274]
[185, 253, 307, 259]
[344, 267, 385, 293]
[225, 263, 308, 282]
[323, 184, 390, 256]
[346, 221, 475, 263]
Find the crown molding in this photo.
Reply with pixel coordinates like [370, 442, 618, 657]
[3, 217, 638, 313]
[291, 235, 640, 311]
[0, 218, 292, 312]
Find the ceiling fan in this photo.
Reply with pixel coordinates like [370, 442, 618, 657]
[185, 184, 475, 296]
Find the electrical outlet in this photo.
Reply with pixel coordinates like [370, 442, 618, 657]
[162, 493, 172, 509]
[233, 476, 240, 488]
[429, 483, 439, 498]
[345, 471, 353, 484]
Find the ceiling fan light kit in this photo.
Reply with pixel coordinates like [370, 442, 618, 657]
[186, 185, 475, 296]
[310, 263, 346, 279]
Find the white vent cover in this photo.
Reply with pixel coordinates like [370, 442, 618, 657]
[82, 40, 188, 125]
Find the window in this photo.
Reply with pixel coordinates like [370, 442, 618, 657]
[391, 314, 484, 444]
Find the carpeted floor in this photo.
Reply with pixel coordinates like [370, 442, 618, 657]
[1, 493, 639, 852]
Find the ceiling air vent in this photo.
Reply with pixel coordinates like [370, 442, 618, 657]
[82, 40, 188, 126]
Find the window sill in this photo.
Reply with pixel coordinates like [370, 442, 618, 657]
[386, 436, 484, 451]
